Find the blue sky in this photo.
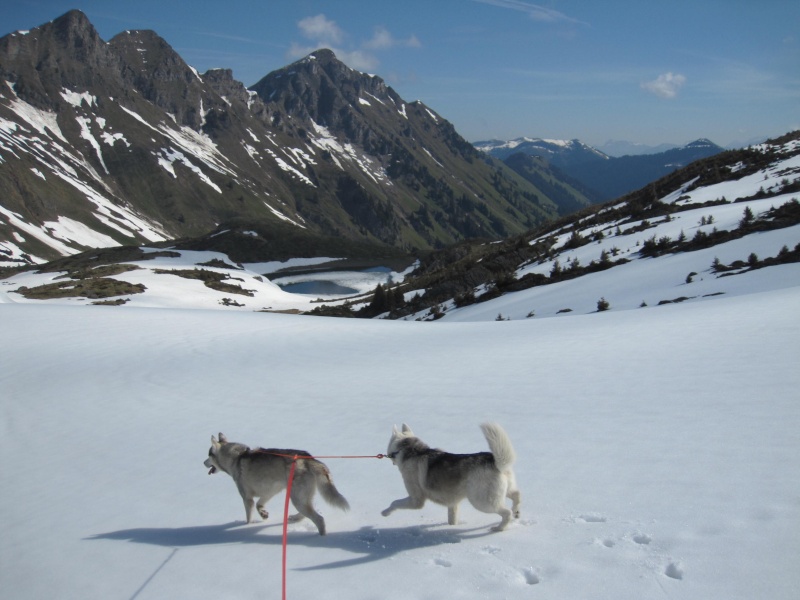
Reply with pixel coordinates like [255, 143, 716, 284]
[3, 1, 798, 147]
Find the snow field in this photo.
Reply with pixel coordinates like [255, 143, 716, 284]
[1, 285, 798, 599]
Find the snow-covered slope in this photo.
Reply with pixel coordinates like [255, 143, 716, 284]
[474, 136, 609, 163]
[3, 135, 798, 320]
[420, 135, 800, 322]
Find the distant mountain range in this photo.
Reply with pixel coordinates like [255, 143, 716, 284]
[597, 140, 680, 157]
[0, 10, 598, 268]
[475, 137, 725, 202]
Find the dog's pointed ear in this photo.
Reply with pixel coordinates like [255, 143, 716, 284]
[392, 424, 399, 435]
[401, 423, 413, 435]
[211, 435, 219, 447]
[218, 432, 228, 443]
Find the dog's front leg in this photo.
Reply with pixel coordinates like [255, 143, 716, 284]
[381, 496, 425, 517]
[256, 498, 269, 520]
[447, 505, 459, 525]
[242, 496, 256, 523]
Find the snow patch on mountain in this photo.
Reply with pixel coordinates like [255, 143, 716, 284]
[3, 81, 67, 142]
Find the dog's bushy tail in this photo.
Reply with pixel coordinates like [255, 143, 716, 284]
[481, 423, 517, 471]
[311, 461, 351, 511]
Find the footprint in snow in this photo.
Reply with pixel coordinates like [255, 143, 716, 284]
[432, 557, 452, 568]
[521, 567, 541, 585]
[578, 513, 607, 523]
[665, 561, 684, 580]
[632, 533, 652, 545]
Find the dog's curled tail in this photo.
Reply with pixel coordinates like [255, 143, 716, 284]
[481, 422, 517, 471]
[312, 461, 351, 511]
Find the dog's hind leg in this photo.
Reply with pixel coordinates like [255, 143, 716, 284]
[291, 499, 326, 535]
[505, 470, 522, 519]
[508, 487, 522, 519]
[288, 472, 326, 534]
[492, 507, 513, 532]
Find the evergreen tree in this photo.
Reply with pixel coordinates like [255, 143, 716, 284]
[370, 284, 388, 314]
[739, 206, 755, 228]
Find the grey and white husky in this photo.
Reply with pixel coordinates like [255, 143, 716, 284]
[381, 423, 522, 531]
[204, 433, 349, 535]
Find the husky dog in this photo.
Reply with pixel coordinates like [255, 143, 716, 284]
[204, 433, 349, 535]
[381, 423, 522, 532]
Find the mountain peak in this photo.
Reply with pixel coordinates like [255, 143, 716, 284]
[685, 138, 719, 149]
[249, 47, 397, 133]
[1, 9, 114, 109]
[51, 9, 93, 31]
[47, 9, 103, 51]
[306, 48, 338, 63]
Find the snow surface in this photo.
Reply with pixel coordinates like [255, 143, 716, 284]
[0, 286, 798, 599]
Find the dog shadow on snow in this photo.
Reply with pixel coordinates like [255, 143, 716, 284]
[87, 520, 495, 569]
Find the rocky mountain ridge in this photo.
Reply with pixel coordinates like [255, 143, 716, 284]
[1, 10, 595, 268]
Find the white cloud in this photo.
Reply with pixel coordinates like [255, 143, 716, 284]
[641, 72, 687, 99]
[298, 14, 344, 45]
[364, 26, 422, 50]
[336, 49, 380, 72]
[289, 16, 420, 72]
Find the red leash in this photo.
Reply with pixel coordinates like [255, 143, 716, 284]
[278, 452, 385, 600]
[282, 457, 298, 600]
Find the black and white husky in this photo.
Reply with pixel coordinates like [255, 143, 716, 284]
[204, 433, 349, 535]
[381, 423, 522, 531]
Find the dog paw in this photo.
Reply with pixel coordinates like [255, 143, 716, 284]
[258, 509, 269, 520]
[381, 508, 392, 517]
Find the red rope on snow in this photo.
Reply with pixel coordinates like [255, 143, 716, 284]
[281, 456, 298, 600]
[277, 452, 385, 600]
